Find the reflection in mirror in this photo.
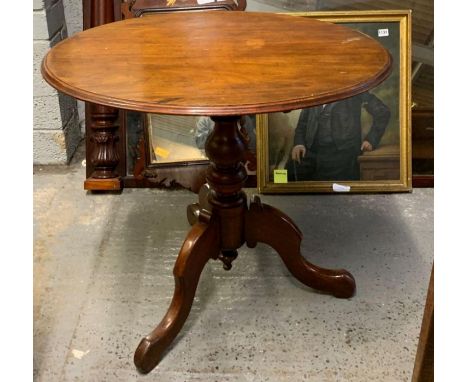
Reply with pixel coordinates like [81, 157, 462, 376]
[147, 114, 209, 164]
[147, 114, 258, 170]
[126, 111, 145, 175]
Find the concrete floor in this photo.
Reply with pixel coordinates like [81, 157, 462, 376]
[34, 147, 433, 382]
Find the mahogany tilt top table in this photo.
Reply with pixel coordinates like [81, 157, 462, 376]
[42, 11, 391, 374]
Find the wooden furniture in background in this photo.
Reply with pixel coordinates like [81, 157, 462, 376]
[82, 0, 124, 190]
[412, 265, 434, 382]
[128, 0, 246, 16]
[42, 12, 391, 373]
[412, 107, 434, 187]
[83, 0, 246, 192]
[83, 1, 433, 192]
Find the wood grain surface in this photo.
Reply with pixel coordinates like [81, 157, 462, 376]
[42, 11, 391, 116]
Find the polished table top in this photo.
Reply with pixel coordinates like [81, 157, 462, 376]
[42, 12, 391, 116]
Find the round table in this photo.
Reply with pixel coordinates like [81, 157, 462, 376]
[42, 11, 391, 374]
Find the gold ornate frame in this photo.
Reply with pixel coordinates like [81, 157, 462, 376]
[257, 10, 412, 193]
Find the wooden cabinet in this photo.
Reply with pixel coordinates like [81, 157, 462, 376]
[83, 0, 246, 192]
[129, 0, 246, 16]
[412, 107, 434, 187]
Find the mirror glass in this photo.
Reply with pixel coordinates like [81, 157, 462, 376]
[147, 115, 209, 164]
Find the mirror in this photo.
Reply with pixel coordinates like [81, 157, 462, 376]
[147, 115, 209, 164]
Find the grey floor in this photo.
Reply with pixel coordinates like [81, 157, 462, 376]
[34, 148, 433, 382]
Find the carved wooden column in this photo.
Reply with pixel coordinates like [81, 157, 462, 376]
[83, 0, 123, 191]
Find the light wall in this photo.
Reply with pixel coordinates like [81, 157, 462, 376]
[33, 0, 81, 164]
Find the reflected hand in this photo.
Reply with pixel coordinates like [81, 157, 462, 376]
[291, 145, 306, 163]
[361, 141, 373, 152]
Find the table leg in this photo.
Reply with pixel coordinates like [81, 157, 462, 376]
[134, 213, 220, 374]
[245, 195, 356, 298]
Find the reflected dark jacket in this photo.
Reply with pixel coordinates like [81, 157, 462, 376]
[293, 92, 390, 152]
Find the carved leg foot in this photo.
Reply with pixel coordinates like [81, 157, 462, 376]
[245, 196, 355, 298]
[134, 217, 220, 373]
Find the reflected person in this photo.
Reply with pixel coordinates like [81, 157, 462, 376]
[286, 91, 390, 181]
[194, 115, 256, 152]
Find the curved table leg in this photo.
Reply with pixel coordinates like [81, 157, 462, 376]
[134, 217, 220, 374]
[245, 196, 355, 298]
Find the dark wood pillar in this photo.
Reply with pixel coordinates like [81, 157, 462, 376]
[83, 0, 123, 191]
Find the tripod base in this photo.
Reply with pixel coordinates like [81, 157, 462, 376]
[134, 195, 355, 374]
[134, 116, 355, 374]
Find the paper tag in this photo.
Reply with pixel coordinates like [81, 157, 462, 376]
[155, 146, 170, 159]
[332, 183, 351, 192]
[197, 0, 215, 4]
[273, 169, 288, 184]
[378, 29, 389, 37]
[71, 349, 90, 359]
